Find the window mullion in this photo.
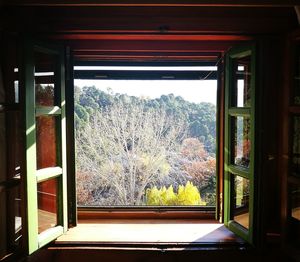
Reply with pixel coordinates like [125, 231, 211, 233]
[35, 106, 61, 117]
[36, 167, 63, 183]
[23, 39, 39, 254]
[228, 107, 251, 117]
[228, 165, 250, 179]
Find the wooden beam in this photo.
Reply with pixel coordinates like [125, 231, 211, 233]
[2, 6, 296, 36]
[67, 40, 242, 53]
[4, 0, 300, 7]
[53, 34, 252, 41]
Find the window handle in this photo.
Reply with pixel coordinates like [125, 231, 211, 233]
[268, 155, 275, 161]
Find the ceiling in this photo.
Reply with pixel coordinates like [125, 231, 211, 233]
[1, 1, 299, 62]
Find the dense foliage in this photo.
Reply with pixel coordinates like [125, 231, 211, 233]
[75, 85, 216, 206]
[75, 86, 216, 154]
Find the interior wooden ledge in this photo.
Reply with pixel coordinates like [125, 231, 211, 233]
[55, 219, 246, 249]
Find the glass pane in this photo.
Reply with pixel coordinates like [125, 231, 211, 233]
[292, 116, 300, 176]
[0, 113, 6, 183]
[75, 79, 217, 207]
[232, 116, 251, 168]
[36, 116, 58, 169]
[233, 175, 250, 229]
[14, 187, 22, 239]
[8, 186, 22, 245]
[231, 56, 251, 107]
[8, 111, 22, 180]
[38, 178, 58, 234]
[35, 51, 57, 107]
[294, 44, 300, 105]
[14, 80, 19, 104]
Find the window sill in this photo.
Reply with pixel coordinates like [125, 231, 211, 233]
[77, 206, 215, 220]
[55, 219, 247, 250]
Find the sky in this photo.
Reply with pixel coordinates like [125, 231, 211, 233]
[74, 79, 218, 105]
[73, 66, 248, 106]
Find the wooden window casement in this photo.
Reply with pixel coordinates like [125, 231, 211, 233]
[20, 39, 68, 254]
[0, 34, 23, 259]
[73, 62, 220, 221]
[1, 38, 260, 257]
[224, 45, 257, 244]
[281, 30, 300, 258]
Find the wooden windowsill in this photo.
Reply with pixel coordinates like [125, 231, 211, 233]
[55, 219, 246, 250]
[77, 207, 215, 220]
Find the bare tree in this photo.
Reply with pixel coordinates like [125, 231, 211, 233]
[76, 100, 187, 206]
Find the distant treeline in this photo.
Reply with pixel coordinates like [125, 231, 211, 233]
[74, 86, 216, 154]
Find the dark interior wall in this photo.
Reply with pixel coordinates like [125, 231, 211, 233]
[255, 37, 285, 246]
[0, 6, 297, 34]
[0, 30, 8, 259]
[0, 3, 299, 261]
[24, 246, 294, 262]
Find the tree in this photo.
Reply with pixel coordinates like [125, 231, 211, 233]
[76, 100, 187, 206]
[180, 138, 216, 205]
[74, 86, 217, 206]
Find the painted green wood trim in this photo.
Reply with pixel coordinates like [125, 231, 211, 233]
[23, 39, 68, 255]
[38, 226, 64, 248]
[35, 45, 60, 56]
[229, 49, 252, 59]
[223, 47, 231, 227]
[23, 39, 39, 255]
[228, 165, 250, 179]
[224, 44, 256, 245]
[52, 48, 64, 232]
[59, 48, 69, 232]
[228, 220, 250, 242]
[248, 44, 256, 245]
[36, 167, 62, 183]
[228, 107, 251, 117]
[35, 106, 61, 116]
[215, 55, 222, 221]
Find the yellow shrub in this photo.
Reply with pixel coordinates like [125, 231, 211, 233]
[161, 185, 177, 205]
[177, 181, 201, 205]
[146, 186, 161, 205]
[146, 182, 206, 206]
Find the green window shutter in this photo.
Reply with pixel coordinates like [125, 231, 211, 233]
[22, 39, 68, 254]
[224, 45, 256, 244]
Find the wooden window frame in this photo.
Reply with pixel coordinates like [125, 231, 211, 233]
[21, 39, 68, 255]
[71, 60, 223, 222]
[224, 45, 256, 244]
[280, 30, 300, 256]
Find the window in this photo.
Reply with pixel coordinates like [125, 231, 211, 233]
[22, 40, 68, 254]
[0, 35, 23, 258]
[74, 66, 218, 209]
[15, 42, 257, 255]
[283, 38, 300, 249]
[224, 46, 256, 244]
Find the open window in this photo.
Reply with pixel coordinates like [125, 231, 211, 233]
[73, 64, 219, 217]
[224, 45, 256, 244]
[21, 40, 68, 254]
[17, 40, 258, 255]
[280, 31, 300, 256]
[71, 45, 258, 245]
